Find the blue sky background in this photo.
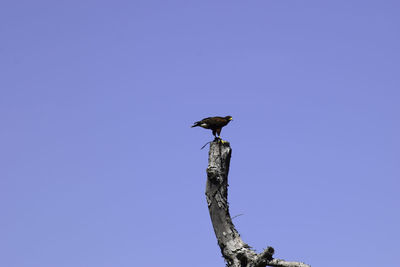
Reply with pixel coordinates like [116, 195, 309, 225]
[1, 1, 399, 267]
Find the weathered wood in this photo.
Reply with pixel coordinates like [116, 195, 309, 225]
[205, 141, 311, 267]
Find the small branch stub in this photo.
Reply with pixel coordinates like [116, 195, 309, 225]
[205, 140, 310, 267]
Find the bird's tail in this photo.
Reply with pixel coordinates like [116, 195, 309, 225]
[191, 122, 201, 128]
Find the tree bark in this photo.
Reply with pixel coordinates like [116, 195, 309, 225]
[205, 140, 311, 267]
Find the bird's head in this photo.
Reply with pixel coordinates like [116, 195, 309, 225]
[225, 116, 233, 121]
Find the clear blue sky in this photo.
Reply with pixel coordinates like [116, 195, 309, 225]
[1, 1, 399, 267]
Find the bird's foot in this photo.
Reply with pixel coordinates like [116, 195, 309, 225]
[214, 137, 227, 144]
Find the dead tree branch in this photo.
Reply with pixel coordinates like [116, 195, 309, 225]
[205, 140, 311, 267]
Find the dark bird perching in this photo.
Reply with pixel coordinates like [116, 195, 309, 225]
[191, 115, 233, 140]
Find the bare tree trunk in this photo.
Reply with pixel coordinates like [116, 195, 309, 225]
[205, 140, 311, 267]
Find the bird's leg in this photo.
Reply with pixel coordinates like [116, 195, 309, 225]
[212, 129, 220, 142]
[213, 129, 227, 143]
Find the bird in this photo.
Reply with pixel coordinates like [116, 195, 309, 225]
[191, 116, 233, 139]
